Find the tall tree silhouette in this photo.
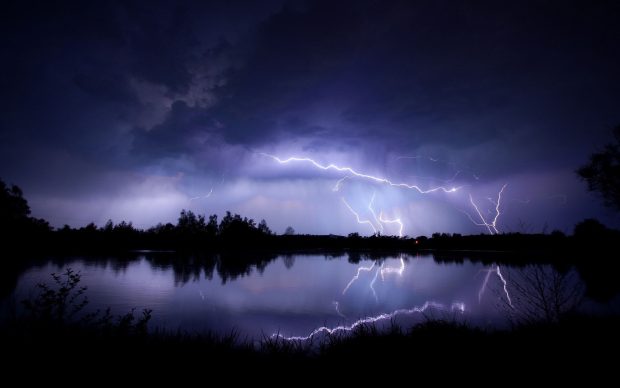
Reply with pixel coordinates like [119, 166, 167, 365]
[577, 125, 620, 212]
[0, 179, 31, 225]
[0, 179, 50, 245]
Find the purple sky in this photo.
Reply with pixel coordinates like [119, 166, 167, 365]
[1, 0, 619, 236]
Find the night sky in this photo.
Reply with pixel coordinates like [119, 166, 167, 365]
[1, 0, 619, 236]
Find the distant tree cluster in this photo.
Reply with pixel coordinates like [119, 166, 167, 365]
[53, 210, 275, 252]
[146, 210, 274, 247]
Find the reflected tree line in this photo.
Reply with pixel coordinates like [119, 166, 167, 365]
[18, 249, 616, 311]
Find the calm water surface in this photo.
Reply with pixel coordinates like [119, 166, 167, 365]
[6, 253, 606, 340]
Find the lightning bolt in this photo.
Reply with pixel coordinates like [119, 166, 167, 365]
[262, 153, 511, 237]
[342, 192, 404, 237]
[495, 266, 513, 308]
[368, 192, 384, 234]
[272, 302, 466, 341]
[467, 184, 507, 234]
[261, 154, 460, 194]
[189, 187, 213, 201]
[478, 265, 513, 308]
[312, 256, 439, 343]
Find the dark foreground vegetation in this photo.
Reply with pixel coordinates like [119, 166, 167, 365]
[2, 269, 618, 378]
[3, 307, 619, 378]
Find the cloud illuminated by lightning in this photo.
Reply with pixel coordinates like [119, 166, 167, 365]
[272, 301, 466, 341]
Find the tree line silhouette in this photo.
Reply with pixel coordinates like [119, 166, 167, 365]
[53, 210, 277, 252]
[2, 177, 620, 257]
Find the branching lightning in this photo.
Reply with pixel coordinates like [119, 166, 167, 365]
[261, 154, 460, 194]
[277, 253, 464, 343]
[368, 192, 384, 234]
[262, 153, 511, 237]
[467, 184, 508, 234]
[379, 212, 404, 237]
[272, 301, 466, 341]
[341, 192, 404, 237]
[341, 197, 378, 234]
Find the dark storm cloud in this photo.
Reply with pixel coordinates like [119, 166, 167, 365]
[4, 0, 618, 169]
[2, 0, 620, 231]
[132, 100, 214, 158]
[0, 0, 285, 163]
[0, 0, 288, 222]
[116, 0, 619, 184]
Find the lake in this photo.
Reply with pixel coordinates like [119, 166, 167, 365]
[3, 252, 612, 341]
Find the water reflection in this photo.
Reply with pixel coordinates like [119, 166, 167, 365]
[276, 254, 468, 341]
[478, 265, 513, 308]
[4, 252, 615, 339]
[501, 265, 584, 324]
